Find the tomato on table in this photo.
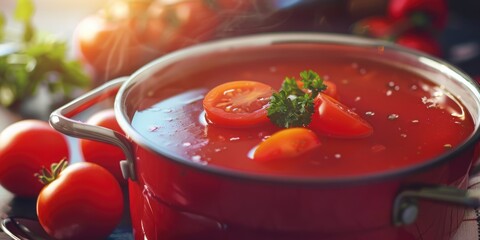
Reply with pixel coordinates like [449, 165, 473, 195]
[0, 120, 69, 197]
[309, 93, 373, 138]
[203, 81, 274, 127]
[253, 128, 321, 162]
[79, 108, 126, 184]
[36, 161, 123, 240]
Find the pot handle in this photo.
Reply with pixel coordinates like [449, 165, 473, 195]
[393, 185, 480, 226]
[49, 77, 136, 181]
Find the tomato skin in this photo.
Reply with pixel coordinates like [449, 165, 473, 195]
[0, 120, 69, 197]
[396, 31, 442, 57]
[254, 128, 321, 162]
[388, 0, 448, 29]
[37, 162, 123, 240]
[79, 109, 126, 184]
[203, 81, 274, 127]
[309, 93, 373, 138]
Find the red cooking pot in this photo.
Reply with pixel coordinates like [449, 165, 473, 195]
[50, 33, 480, 240]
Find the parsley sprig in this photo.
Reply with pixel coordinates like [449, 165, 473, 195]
[267, 70, 326, 128]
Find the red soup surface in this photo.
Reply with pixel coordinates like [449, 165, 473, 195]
[131, 50, 474, 178]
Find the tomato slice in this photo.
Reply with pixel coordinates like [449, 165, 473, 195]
[253, 128, 321, 162]
[203, 81, 274, 127]
[309, 93, 373, 138]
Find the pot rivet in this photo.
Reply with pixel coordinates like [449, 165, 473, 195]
[401, 205, 418, 225]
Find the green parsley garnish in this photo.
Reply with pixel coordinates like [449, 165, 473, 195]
[267, 70, 327, 128]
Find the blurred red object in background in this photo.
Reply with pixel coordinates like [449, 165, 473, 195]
[72, 0, 479, 83]
[73, 0, 255, 84]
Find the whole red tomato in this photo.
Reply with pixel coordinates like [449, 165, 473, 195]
[396, 31, 442, 57]
[36, 161, 124, 240]
[74, 0, 229, 82]
[75, 0, 256, 82]
[74, 13, 160, 81]
[0, 120, 69, 197]
[79, 108, 126, 184]
[388, 0, 448, 30]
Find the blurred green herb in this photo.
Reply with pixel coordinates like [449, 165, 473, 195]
[0, 0, 90, 108]
[0, 13, 5, 41]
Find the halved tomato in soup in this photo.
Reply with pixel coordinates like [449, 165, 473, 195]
[309, 93, 373, 138]
[203, 81, 274, 127]
[253, 128, 321, 162]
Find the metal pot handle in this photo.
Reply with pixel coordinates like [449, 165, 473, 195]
[393, 185, 480, 226]
[49, 77, 136, 181]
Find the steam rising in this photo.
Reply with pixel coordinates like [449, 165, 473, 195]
[93, 0, 345, 83]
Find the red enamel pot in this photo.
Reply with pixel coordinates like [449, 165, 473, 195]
[50, 33, 480, 240]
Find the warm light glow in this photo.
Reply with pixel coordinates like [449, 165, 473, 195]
[31, 0, 109, 10]
[158, 0, 184, 5]
[108, 0, 130, 19]
[176, 4, 191, 22]
[76, 16, 104, 43]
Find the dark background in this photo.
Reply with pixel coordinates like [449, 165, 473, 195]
[442, 0, 480, 78]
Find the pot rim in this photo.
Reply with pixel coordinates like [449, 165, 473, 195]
[115, 32, 480, 186]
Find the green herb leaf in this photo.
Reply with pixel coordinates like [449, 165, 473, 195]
[14, 0, 35, 23]
[0, 33, 91, 108]
[267, 91, 315, 128]
[280, 76, 304, 96]
[1, 2, 92, 109]
[299, 70, 326, 97]
[0, 12, 6, 41]
[267, 70, 326, 128]
[15, 0, 36, 42]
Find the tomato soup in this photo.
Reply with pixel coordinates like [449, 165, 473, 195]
[130, 46, 474, 178]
